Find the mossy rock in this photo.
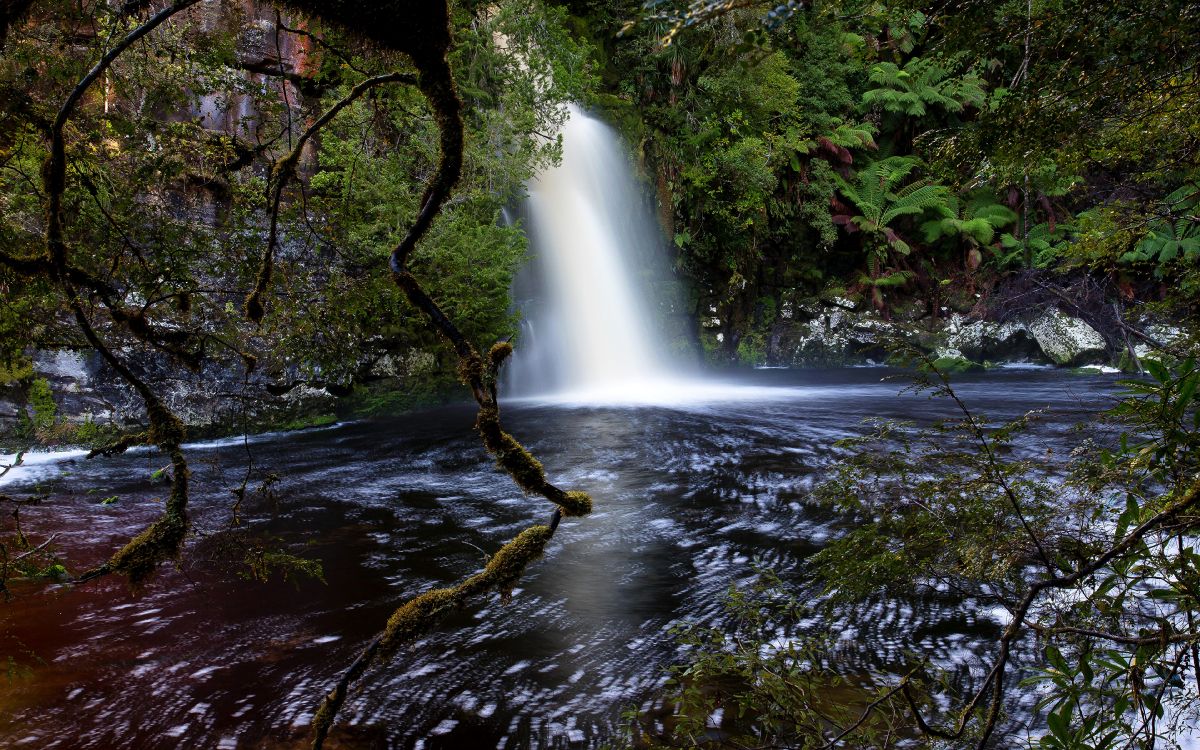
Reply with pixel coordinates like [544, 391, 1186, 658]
[929, 356, 985, 374]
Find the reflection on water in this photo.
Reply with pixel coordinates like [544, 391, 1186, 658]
[0, 369, 1120, 748]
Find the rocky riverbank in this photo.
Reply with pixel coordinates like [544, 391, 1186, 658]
[0, 347, 455, 451]
[1, 298, 1183, 451]
[765, 297, 1180, 371]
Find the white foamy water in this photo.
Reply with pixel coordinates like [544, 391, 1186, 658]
[0, 449, 89, 489]
[513, 377, 814, 407]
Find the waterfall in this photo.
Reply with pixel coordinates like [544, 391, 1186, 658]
[507, 105, 687, 400]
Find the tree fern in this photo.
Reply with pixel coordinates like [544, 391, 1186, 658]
[999, 221, 1075, 269]
[833, 157, 951, 308]
[923, 193, 1018, 247]
[862, 57, 986, 119]
[833, 156, 950, 247]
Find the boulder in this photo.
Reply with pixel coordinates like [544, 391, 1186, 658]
[944, 315, 1041, 363]
[1027, 309, 1108, 366]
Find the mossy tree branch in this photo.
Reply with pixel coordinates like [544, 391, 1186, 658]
[39, 0, 201, 586]
[289, 3, 592, 746]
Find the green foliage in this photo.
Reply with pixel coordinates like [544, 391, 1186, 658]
[833, 156, 951, 256]
[861, 57, 986, 118]
[0, 358, 32, 386]
[0, 0, 594, 430]
[24, 378, 57, 436]
[998, 220, 1076, 269]
[922, 192, 1018, 248]
[735, 333, 767, 366]
[277, 414, 338, 432]
[242, 548, 326, 587]
[1120, 183, 1200, 274]
[927, 354, 983, 373]
[620, 568, 908, 749]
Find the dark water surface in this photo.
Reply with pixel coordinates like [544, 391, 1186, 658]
[0, 369, 1122, 749]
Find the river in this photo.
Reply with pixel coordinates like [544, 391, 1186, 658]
[0, 367, 1124, 748]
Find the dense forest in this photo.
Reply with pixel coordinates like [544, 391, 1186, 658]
[0, 0, 1198, 748]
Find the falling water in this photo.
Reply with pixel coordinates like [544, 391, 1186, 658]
[507, 105, 687, 400]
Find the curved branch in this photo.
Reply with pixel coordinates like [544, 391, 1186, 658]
[41, 0, 201, 586]
[246, 70, 416, 323]
[387, 58, 463, 273]
[309, 15, 589, 747]
[311, 524, 555, 749]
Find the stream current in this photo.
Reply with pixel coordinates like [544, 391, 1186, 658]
[0, 367, 1122, 748]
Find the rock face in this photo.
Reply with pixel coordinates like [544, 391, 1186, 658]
[766, 302, 1115, 368]
[0, 347, 341, 444]
[773, 298, 894, 366]
[943, 316, 1043, 363]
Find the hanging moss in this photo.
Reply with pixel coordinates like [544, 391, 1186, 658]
[557, 490, 593, 517]
[488, 341, 513, 370]
[378, 587, 461, 658]
[457, 351, 484, 385]
[477, 524, 552, 589]
[376, 524, 552, 660]
[106, 502, 189, 584]
[86, 431, 148, 459]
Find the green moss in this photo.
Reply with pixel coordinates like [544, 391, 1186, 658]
[736, 334, 767, 367]
[379, 587, 462, 657]
[242, 549, 326, 585]
[928, 355, 985, 374]
[457, 351, 484, 385]
[106, 508, 189, 584]
[26, 377, 57, 432]
[146, 400, 186, 448]
[488, 341, 513, 370]
[278, 414, 338, 432]
[558, 490, 593, 517]
[310, 694, 339, 747]
[478, 524, 552, 587]
[476, 407, 549, 493]
[344, 379, 453, 418]
[494, 432, 547, 491]
[377, 524, 552, 660]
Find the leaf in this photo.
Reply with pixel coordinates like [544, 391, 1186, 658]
[1144, 358, 1169, 384]
[1045, 644, 1069, 673]
[1046, 706, 1070, 743]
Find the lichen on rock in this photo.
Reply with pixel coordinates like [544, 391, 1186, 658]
[1027, 309, 1107, 366]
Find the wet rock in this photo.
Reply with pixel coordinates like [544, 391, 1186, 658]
[768, 300, 1118, 370]
[930, 355, 985, 373]
[1132, 324, 1185, 360]
[1027, 309, 1108, 366]
[944, 315, 1043, 363]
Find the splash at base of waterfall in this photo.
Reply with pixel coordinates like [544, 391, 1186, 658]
[509, 377, 809, 407]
